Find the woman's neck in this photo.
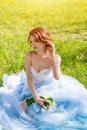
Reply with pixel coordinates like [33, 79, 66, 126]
[35, 51, 46, 57]
[33, 50, 50, 58]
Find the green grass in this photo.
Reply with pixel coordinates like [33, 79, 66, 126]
[0, 0, 87, 87]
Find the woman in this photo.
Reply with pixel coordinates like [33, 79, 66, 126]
[0, 26, 87, 130]
[25, 26, 61, 107]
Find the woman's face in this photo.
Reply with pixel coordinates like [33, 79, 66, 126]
[30, 35, 45, 53]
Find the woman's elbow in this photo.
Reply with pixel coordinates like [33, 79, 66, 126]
[54, 74, 61, 80]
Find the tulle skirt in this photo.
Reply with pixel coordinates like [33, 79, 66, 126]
[0, 70, 87, 130]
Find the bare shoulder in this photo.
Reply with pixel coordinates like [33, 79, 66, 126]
[25, 51, 33, 59]
[25, 51, 34, 67]
[25, 51, 32, 57]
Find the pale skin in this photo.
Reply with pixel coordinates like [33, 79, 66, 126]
[23, 35, 61, 110]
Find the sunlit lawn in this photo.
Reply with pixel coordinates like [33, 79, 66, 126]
[0, 0, 87, 87]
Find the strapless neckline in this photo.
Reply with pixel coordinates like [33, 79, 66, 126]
[31, 66, 52, 83]
[31, 66, 52, 74]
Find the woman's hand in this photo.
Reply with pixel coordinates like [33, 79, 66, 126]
[50, 44, 55, 56]
[35, 97, 45, 107]
[45, 41, 56, 57]
[46, 41, 55, 57]
[21, 100, 27, 111]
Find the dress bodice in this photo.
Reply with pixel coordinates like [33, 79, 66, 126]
[31, 66, 52, 84]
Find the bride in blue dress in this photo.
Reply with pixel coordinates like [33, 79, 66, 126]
[0, 26, 87, 130]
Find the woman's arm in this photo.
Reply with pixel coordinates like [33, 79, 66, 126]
[50, 44, 61, 79]
[25, 52, 44, 106]
[25, 52, 38, 99]
[51, 54, 61, 79]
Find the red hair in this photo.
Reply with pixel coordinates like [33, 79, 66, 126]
[28, 26, 54, 53]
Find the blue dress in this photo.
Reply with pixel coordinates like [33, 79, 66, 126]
[0, 67, 87, 130]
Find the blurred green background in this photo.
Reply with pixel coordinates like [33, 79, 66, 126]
[0, 0, 87, 87]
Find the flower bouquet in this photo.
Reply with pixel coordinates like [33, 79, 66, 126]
[26, 96, 55, 110]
